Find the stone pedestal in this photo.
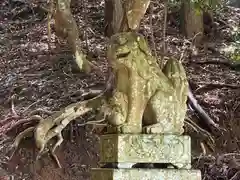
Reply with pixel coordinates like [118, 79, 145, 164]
[91, 168, 201, 180]
[91, 134, 201, 180]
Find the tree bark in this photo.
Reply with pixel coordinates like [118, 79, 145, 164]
[104, 0, 125, 36]
[180, 0, 204, 44]
[104, 0, 150, 37]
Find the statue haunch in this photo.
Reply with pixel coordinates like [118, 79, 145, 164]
[106, 32, 188, 135]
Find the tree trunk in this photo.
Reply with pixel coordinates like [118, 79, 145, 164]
[180, 0, 204, 44]
[104, 0, 150, 37]
[104, 0, 126, 36]
[229, 0, 240, 8]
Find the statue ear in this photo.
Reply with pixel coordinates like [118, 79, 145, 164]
[137, 34, 152, 56]
[162, 59, 188, 90]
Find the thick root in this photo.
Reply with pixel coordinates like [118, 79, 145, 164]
[9, 115, 44, 158]
[11, 93, 105, 167]
[29, 108, 54, 116]
[185, 117, 215, 152]
[9, 127, 35, 159]
[51, 133, 64, 168]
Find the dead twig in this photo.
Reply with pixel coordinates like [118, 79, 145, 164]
[230, 171, 240, 180]
[83, 0, 89, 54]
[184, 117, 215, 152]
[29, 108, 54, 116]
[10, 95, 18, 117]
[217, 153, 240, 165]
[197, 82, 240, 89]
[162, 0, 167, 55]
[149, 3, 157, 59]
[200, 142, 207, 155]
[22, 99, 43, 114]
[77, 118, 106, 127]
[192, 59, 240, 70]
[160, 0, 168, 68]
[0, 115, 43, 135]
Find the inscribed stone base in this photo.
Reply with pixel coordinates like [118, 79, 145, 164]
[91, 168, 202, 180]
[100, 134, 191, 168]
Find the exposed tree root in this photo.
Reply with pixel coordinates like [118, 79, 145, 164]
[198, 82, 240, 89]
[0, 96, 41, 135]
[9, 92, 107, 168]
[192, 59, 240, 71]
[29, 108, 55, 116]
[9, 127, 35, 159]
[184, 117, 215, 153]
[187, 87, 222, 132]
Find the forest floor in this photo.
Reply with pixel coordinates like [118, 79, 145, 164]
[0, 0, 240, 179]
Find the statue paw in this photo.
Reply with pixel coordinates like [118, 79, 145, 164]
[143, 124, 164, 134]
[116, 125, 142, 134]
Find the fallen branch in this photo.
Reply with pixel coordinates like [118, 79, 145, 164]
[230, 171, 240, 180]
[197, 82, 240, 89]
[184, 117, 215, 152]
[187, 87, 222, 132]
[191, 59, 240, 71]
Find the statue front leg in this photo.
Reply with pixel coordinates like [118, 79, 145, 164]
[143, 58, 188, 135]
[121, 75, 146, 133]
[107, 74, 146, 134]
[143, 90, 185, 135]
